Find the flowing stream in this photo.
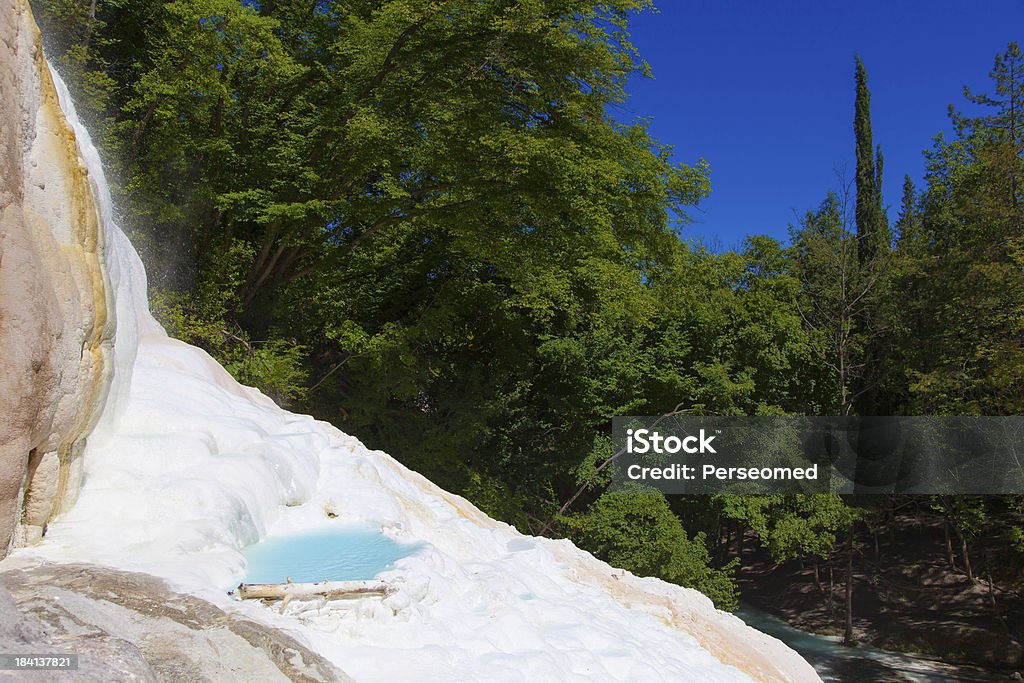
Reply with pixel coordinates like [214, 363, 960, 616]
[739, 605, 1008, 682]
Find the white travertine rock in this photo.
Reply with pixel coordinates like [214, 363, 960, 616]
[0, 0, 113, 555]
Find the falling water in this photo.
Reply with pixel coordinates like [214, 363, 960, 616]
[45, 63, 160, 435]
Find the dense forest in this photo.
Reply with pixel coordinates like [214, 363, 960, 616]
[34, 0, 1024, 667]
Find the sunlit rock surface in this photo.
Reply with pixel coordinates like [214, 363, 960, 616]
[0, 0, 114, 555]
[1, 1, 820, 680]
[0, 557, 350, 682]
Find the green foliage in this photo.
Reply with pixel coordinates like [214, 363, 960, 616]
[150, 239, 308, 405]
[1008, 497, 1024, 554]
[66, 0, 702, 314]
[31, 0, 117, 132]
[788, 192, 870, 415]
[153, 282, 310, 406]
[644, 238, 816, 417]
[731, 494, 859, 562]
[568, 492, 738, 610]
[931, 496, 988, 537]
[149, 239, 253, 347]
[462, 470, 531, 531]
[224, 339, 309, 405]
[893, 42, 1024, 415]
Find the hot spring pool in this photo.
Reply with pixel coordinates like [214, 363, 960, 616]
[241, 528, 419, 584]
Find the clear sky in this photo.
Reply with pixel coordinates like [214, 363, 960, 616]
[619, 0, 1024, 249]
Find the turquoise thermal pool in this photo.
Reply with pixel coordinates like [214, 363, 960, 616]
[242, 528, 420, 584]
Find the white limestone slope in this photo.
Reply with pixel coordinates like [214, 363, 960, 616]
[20, 59, 820, 683]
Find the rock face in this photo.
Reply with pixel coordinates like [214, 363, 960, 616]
[0, 0, 114, 555]
[0, 558, 351, 682]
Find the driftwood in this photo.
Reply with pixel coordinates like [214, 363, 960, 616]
[233, 578, 393, 610]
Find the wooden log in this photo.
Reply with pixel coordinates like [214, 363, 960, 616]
[233, 578, 394, 603]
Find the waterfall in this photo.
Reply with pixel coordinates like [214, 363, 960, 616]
[46, 64, 159, 437]
[25, 60, 817, 683]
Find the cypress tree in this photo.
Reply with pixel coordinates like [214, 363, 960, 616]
[852, 57, 892, 418]
[876, 144, 889, 248]
[854, 57, 889, 263]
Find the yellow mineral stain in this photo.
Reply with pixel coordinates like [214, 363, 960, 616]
[20, 0, 114, 521]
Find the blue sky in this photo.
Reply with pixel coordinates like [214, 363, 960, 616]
[619, 1, 1024, 249]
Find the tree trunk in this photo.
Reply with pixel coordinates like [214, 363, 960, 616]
[955, 525, 974, 583]
[888, 498, 896, 544]
[235, 579, 393, 603]
[82, 0, 97, 48]
[986, 567, 1010, 633]
[944, 519, 957, 570]
[721, 522, 732, 568]
[827, 563, 836, 623]
[843, 524, 855, 645]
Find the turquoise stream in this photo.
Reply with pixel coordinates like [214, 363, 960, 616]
[739, 605, 1005, 682]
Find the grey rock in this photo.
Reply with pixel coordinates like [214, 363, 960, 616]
[0, 560, 351, 682]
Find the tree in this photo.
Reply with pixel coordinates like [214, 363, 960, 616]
[726, 493, 860, 643]
[854, 56, 889, 265]
[790, 188, 884, 416]
[851, 57, 895, 418]
[902, 42, 1024, 415]
[955, 41, 1024, 225]
[894, 175, 924, 249]
[79, 0, 703, 330]
[568, 492, 738, 610]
